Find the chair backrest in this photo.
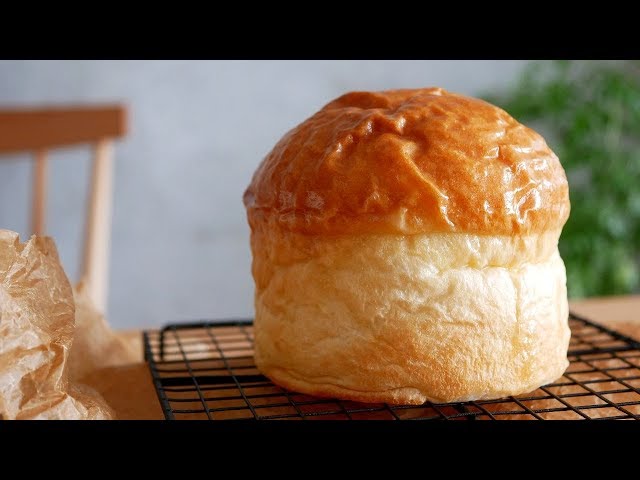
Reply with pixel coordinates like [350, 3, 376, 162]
[0, 105, 128, 315]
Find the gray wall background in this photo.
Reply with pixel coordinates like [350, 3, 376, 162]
[0, 60, 528, 329]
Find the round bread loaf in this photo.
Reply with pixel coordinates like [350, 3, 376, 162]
[243, 87, 571, 404]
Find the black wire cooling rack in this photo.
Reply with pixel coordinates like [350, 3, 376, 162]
[143, 312, 640, 420]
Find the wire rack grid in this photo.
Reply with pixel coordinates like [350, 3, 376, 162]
[143, 312, 640, 420]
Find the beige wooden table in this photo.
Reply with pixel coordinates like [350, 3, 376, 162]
[87, 295, 640, 420]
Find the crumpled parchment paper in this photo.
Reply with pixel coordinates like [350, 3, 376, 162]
[69, 280, 139, 383]
[0, 230, 114, 419]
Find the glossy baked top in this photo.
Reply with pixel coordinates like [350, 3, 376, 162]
[243, 88, 570, 235]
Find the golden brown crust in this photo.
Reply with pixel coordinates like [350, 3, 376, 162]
[244, 88, 570, 236]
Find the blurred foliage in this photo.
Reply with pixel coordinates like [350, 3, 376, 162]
[484, 60, 640, 298]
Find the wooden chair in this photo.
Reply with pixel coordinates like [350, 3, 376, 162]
[0, 105, 128, 315]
